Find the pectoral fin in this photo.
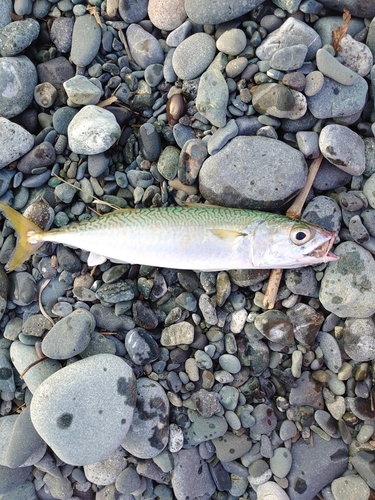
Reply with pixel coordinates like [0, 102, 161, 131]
[87, 252, 107, 266]
[210, 229, 246, 241]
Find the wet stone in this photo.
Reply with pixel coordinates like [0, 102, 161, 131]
[122, 378, 169, 459]
[125, 327, 160, 365]
[30, 354, 136, 466]
[254, 310, 295, 347]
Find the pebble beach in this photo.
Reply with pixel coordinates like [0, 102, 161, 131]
[2, 0, 375, 499]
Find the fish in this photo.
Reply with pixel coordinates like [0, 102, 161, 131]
[0, 201, 338, 272]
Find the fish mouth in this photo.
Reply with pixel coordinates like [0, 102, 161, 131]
[306, 232, 339, 262]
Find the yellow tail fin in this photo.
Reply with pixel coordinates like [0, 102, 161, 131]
[0, 201, 46, 271]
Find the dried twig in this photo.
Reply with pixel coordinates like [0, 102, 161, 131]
[332, 8, 351, 52]
[263, 154, 324, 309]
[87, 5, 103, 27]
[20, 356, 48, 380]
[39, 278, 55, 327]
[106, 0, 119, 17]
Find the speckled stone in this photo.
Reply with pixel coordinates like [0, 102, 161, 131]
[196, 69, 229, 128]
[126, 23, 164, 69]
[0, 118, 34, 169]
[30, 354, 136, 465]
[148, 0, 186, 31]
[172, 33, 216, 80]
[122, 378, 169, 459]
[185, 0, 265, 24]
[0, 18, 40, 56]
[70, 14, 101, 68]
[212, 431, 252, 461]
[320, 242, 375, 318]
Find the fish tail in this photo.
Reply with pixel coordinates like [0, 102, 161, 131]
[0, 202, 46, 271]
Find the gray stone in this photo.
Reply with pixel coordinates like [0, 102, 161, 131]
[182, 414, 228, 448]
[256, 17, 321, 61]
[213, 431, 252, 461]
[319, 124, 365, 176]
[343, 318, 375, 362]
[252, 83, 307, 120]
[216, 28, 247, 56]
[138, 122, 161, 162]
[314, 16, 364, 46]
[17, 141, 56, 174]
[63, 75, 102, 106]
[0, 19, 40, 56]
[172, 33, 216, 80]
[318, 331, 342, 373]
[316, 48, 358, 85]
[50, 17, 74, 53]
[171, 448, 216, 500]
[148, 0, 186, 31]
[302, 195, 342, 233]
[320, 242, 375, 318]
[307, 74, 368, 119]
[269, 44, 308, 71]
[331, 475, 370, 500]
[0, 465, 32, 495]
[352, 452, 375, 490]
[161, 322, 194, 346]
[30, 354, 136, 465]
[10, 341, 61, 394]
[287, 434, 348, 500]
[84, 447, 127, 486]
[70, 14, 101, 67]
[37, 56, 75, 106]
[119, 0, 148, 23]
[318, 0, 375, 17]
[0, 118, 34, 169]
[289, 371, 324, 409]
[0, 0, 12, 29]
[199, 136, 307, 210]
[122, 378, 169, 459]
[185, 0, 265, 24]
[125, 327, 160, 365]
[0, 55, 37, 119]
[249, 404, 277, 440]
[126, 23, 164, 69]
[68, 105, 121, 155]
[196, 69, 229, 128]
[41, 309, 95, 360]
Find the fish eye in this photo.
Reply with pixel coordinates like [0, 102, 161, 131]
[290, 224, 315, 245]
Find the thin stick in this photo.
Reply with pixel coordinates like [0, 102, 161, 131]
[106, 0, 118, 17]
[20, 356, 48, 379]
[263, 154, 323, 309]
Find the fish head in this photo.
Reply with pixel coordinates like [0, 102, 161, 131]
[251, 218, 339, 269]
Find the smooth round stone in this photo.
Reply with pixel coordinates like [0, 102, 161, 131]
[0, 55, 37, 118]
[331, 475, 370, 500]
[0, 118, 34, 169]
[338, 34, 373, 77]
[269, 447, 293, 478]
[70, 14, 101, 67]
[315, 409, 340, 438]
[144, 63, 164, 88]
[17, 141, 56, 174]
[68, 105, 121, 154]
[10, 341, 61, 394]
[52, 106, 78, 135]
[304, 70, 324, 96]
[122, 378, 169, 459]
[269, 44, 308, 71]
[157, 145, 179, 180]
[343, 318, 375, 362]
[125, 327, 160, 365]
[30, 354, 136, 466]
[289, 371, 324, 409]
[216, 28, 247, 56]
[285, 266, 318, 297]
[287, 434, 348, 500]
[279, 420, 298, 440]
[185, 0, 263, 24]
[226, 56, 248, 78]
[34, 82, 57, 108]
[257, 481, 290, 500]
[352, 451, 375, 488]
[118, 0, 148, 22]
[0, 18, 40, 56]
[50, 17, 74, 53]
[249, 404, 277, 440]
[115, 465, 141, 494]
[8, 271, 36, 306]
[320, 242, 375, 318]
[196, 68, 229, 128]
[138, 122, 161, 162]
[41, 309, 95, 360]
[218, 354, 241, 374]
[313, 160, 352, 191]
[317, 331, 342, 373]
[126, 24, 164, 69]
[0, 0, 12, 28]
[254, 310, 294, 347]
[148, 0, 186, 31]
[177, 139, 207, 186]
[172, 33, 216, 80]
[307, 72, 367, 119]
[0, 352, 15, 393]
[319, 124, 365, 175]
[212, 431, 252, 461]
[282, 71, 306, 92]
[296, 130, 319, 159]
[199, 135, 307, 210]
[256, 17, 321, 61]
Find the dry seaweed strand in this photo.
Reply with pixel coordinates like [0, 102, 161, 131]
[86, 5, 103, 27]
[263, 153, 324, 309]
[332, 8, 351, 52]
